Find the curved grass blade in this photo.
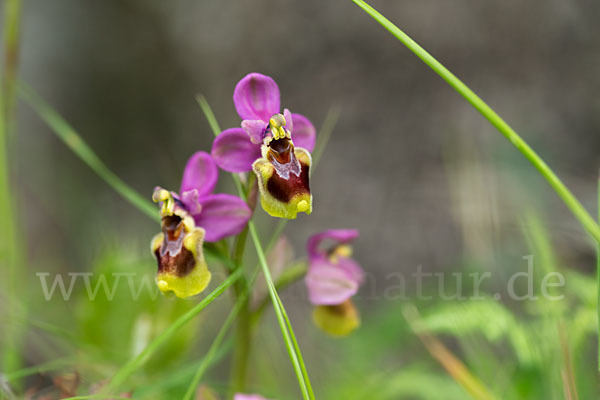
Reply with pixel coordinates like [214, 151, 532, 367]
[248, 222, 314, 400]
[4, 358, 73, 382]
[351, 0, 600, 245]
[18, 83, 159, 222]
[104, 270, 242, 393]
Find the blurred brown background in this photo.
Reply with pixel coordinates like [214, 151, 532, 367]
[14, 0, 600, 293]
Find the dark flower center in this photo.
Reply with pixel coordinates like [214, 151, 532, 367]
[156, 214, 195, 276]
[268, 137, 293, 164]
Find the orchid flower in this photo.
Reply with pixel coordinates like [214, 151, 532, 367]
[305, 229, 364, 336]
[211, 73, 316, 219]
[151, 151, 251, 298]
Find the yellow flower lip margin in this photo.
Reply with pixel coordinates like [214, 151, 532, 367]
[151, 188, 212, 299]
[253, 142, 313, 220]
[312, 300, 360, 337]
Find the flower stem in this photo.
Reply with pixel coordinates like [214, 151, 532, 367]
[230, 224, 251, 395]
[351, 0, 600, 244]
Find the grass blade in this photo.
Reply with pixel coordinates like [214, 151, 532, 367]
[104, 270, 242, 393]
[19, 83, 159, 221]
[248, 223, 313, 400]
[351, 0, 600, 244]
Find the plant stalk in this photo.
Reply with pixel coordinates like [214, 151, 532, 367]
[229, 224, 251, 396]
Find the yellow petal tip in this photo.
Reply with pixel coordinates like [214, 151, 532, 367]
[157, 280, 169, 291]
[297, 200, 309, 212]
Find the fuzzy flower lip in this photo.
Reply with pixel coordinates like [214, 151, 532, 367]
[305, 229, 364, 305]
[211, 72, 316, 173]
[158, 151, 251, 242]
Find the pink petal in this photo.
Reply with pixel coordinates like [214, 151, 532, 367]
[180, 151, 218, 199]
[180, 189, 203, 215]
[305, 257, 359, 305]
[283, 108, 293, 132]
[193, 193, 251, 242]
[307, 229, 359, 259]
[291, 113, 316, 152]
[241, 119, 268, 144]
[233, 73, 280, 121]
[337, 256, 364, 286]
[211, 128, 262, 173]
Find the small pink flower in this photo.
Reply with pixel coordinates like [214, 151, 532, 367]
[212, 73, 316, 173]
[211, 73, 316, 219]
[305, 229, 364, 336]
[305, 229, 364, 305]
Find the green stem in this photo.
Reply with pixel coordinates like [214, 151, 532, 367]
[351, 0, 600, 244]
[230, 225, 251, 396]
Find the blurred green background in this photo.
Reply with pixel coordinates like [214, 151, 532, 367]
[1, 0, 600, 398]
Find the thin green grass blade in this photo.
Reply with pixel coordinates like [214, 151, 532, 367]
[351, 0, 600, 244]
[312, 105, 340, 169]
[18, 84, 159, 222]
[104, 270, 242, 393]
[273, 288, 314, 399]
[4, 358, 74, 382]
[248, 222, 312, 400]
[198, 96, 314, 399]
